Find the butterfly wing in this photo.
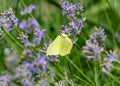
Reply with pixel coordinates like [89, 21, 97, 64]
[46, 33, 73, 56]
[46, 35, 61, 56]
[59, 35, 73, 56]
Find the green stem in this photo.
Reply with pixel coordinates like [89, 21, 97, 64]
[2, 27, 24, 50]
[94, 67, 99, 86]
[65, 56, 94, 85]
[112, 65, 120, 71]
[108, 73, 120, 84]
[104, 0, 118, 48]
[74, 74, 91, 86]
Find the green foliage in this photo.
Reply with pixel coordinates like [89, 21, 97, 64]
[0, 0, 120, 85]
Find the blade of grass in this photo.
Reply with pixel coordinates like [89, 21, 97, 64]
[94, 67, 99, 86]
[74, 74, 91, 86]
[65, 56, 94, 85]
[108, 73, 120, 84]
[2, 26, 24, 50]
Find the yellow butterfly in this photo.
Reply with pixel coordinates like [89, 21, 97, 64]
[46, 33, 73, 56]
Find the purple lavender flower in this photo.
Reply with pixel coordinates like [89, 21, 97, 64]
[36, 54, 48, 71]
[36, 79, 50, 86]
[4, 48, 19, 71]
[61, 1, 74, 18]
[18, 28, 46, 47]
[83, 28, 106, 61]
[19, 20, 26, 29]
[101, 50, 118, 74]
[69, 19, 83, 34]
[10, 82, 16, 86]
[90, 28, 106, 45]
[22, 49, 34, 62]
[0, 75, 9, 86]
[61, 0, 83, 18]
[60, 0, 84, 44]
[21, 4, 36, 15]
[19, 18, 39, 33]
[56, 80, 65, 86]
[83, 40, 104, 61]
[29, 65, 39, 74]
[18, 32, 31, 47]
[61, 19, 83, 43]
[0, 8, 18, 31]
[15, 62, 32, 78]
[32, 28, 46, 45]
[22, 77, 36, 86]
[114, 31, 120, 43]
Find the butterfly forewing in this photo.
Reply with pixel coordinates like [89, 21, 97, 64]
[46, 36, 61, 55]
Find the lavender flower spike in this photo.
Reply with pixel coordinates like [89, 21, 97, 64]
[101, 50, 118, 74]
[0, 8, 18, 31]
[21, 4, 36, 15]
[32, 28, 46, 45]
[83, 28, 106, 61]
[19, 18, 39, 33]
[61, 0, 83, 18]
[36, 54, 48, 71]
[18, 32, 32, 47]
[0, 74, 10, 86]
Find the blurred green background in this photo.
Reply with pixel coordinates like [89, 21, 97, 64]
[0, 0, 120, 85]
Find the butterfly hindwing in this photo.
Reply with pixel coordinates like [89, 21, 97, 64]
[60, 35, 73, 56]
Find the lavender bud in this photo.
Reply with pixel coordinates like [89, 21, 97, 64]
[101, 50, 118, 74]
[0, 75, 9, 86]
[32, 28, 46, 45]
[69, 19, 83, 34]
[114, 31, 120, 43]
[36, 54, 48, 71]
[19, 18, 39, 33]
[61, 0, 83, 18]
[0, 8, 18, 31]
[18, 32, 31, 47]
[21, 4, 36, 15]
[83, 28, 106, 61]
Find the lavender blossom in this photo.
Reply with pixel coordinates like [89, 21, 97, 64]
[22, 49, 34, 62]
[18, 32, 31, 47]
[61, 0, 83, 18]
[114, 31, 120, 43]
[14, 62, 35, 86]
[0, 75, 9, 86]
[36, 54, 48, 71]
[60, 0, 84, 44]
[90, 28, 106, 46]
[15, 62, 32, 79]
[21, 4, 36, 15]
[0, 8, 18, 31]
[61, 19, 83, 43]
[19, 18, 39, 33]
[23, 78, 36, 86]
[83, 40, 104, 61]
[32, 28, 46, 45]
[4, 48, 19, 71]
[55, 80, 65, 86]
[36, 79, 50, 86]
[69, 19, 83, 34]
[18, 28, 46, 47]
[83, 28, 106, 61]
[101, 50, 118, 74]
